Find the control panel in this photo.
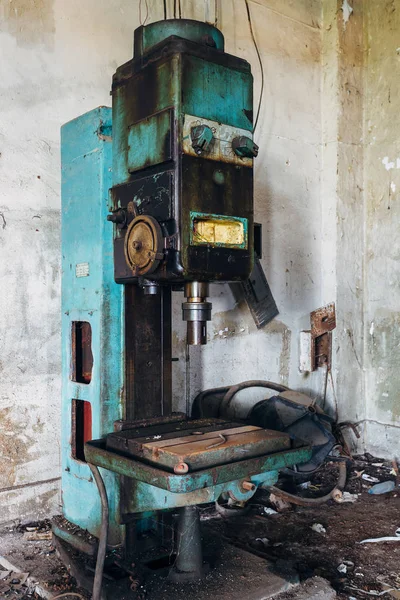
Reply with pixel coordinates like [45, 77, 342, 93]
[182, 114, 257, 167]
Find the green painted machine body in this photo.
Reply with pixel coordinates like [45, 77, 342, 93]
[58, 21, 312, 562]
[110, 19, 255, 284]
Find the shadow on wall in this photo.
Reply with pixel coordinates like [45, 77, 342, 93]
[170, 166, 324, 415]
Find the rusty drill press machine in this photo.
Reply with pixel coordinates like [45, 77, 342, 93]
[55, 18, 311, 599]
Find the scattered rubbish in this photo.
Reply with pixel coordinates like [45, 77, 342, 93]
[269, 493, 292, 512]
[255, 537, 270, 547]
[346, 585, 399, 596]
[372, 463, 384, 467]
[298, 481, 311, 489]
[368, 481, 396, 495]
[23, 531, 52, 541]
[334, 491, 358, 503]
[381, 581, 400, 599]
[263, 507, 278, 515]
[298, 481, 321, 491]
[337, 560, 354, 574]
[362, 474, 380, 483]
[359, 528, 400, 544]
[311, 523, 326, 534]
[0, 570, 29, 595]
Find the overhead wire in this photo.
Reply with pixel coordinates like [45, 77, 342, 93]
[139, 0, 149, 25]
[163, 0, 167, 19]
[244, 0, 264, 135]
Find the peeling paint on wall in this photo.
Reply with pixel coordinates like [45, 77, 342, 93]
[341, 0, 353, 28]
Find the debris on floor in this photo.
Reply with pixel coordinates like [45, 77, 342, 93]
[279, 575, 337, 600]
[203, 455, 400, 599]
[0, 454, 398, 599]
[0, 520, 89, 599]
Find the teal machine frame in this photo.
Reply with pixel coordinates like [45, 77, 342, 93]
[57, 18, 311, 590]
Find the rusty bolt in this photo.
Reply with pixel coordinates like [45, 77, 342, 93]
[242, 480, 256, 492]
[174, 462, 189, 474]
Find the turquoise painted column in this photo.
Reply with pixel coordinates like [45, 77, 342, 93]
[61, 107, 124, 545]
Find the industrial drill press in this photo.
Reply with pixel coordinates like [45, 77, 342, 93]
[55, 18, 311, 597]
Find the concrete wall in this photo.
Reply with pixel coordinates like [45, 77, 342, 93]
[363, 0, 400, 455]
[0, 0, 151, 524]
[320, 0, 400, 457]
[1, 0, 398, 524]
[0, 0, 329, 524]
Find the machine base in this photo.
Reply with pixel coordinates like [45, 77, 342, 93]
[53, 525, 299, 600]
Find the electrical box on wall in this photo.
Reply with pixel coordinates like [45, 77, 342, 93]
[299, 303, 336, 372]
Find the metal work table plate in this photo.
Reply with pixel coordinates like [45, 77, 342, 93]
[84, 439, 312, 494]
[107, 419, 291, 472]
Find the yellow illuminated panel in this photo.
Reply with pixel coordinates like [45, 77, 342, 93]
[191, 215, 247, 248]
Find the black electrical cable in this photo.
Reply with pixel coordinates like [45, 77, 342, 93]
[163, 0, 167, 20]
[244, 0, 264, 134]
[88, 464, 109, 600]
[174, 0, 177, 18]
[219, 380, 289, 416]
[178, 0, 182, 18]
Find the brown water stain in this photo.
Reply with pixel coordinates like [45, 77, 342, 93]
[0, 406, 38, 489]
[1, 0, 55, 49]
[369, 310, 400, 421]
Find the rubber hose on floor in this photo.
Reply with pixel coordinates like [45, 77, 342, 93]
[267, 460, 347, 506]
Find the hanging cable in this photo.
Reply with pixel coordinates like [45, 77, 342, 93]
[174, 0, 177, 18]
[178, 0, 182, 18]
[244, 0, 264, 134]
[139, 0, 149, 25]
[163, 0, 167, 19]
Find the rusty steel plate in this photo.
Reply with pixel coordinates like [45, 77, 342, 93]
[310, 302, 336, 337]
[107, 419, 290, 473]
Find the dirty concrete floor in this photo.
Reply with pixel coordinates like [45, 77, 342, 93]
[0, 457, 399, 599]
[0, 520, 89, 599]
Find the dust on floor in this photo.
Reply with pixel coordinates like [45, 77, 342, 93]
[0, 455, 398, 599]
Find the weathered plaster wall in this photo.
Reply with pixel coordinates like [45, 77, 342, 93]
[363, 0, 400, 455]
[8, 0, 399, 525]
[320, 0, 366, 442]
[320, 0, 400, 457]
[0, 0, 330, 524]
[173, 0, 329, 418]
[0, 0, 154, 524]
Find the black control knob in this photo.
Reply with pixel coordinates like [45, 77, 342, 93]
[191, 124, 214, 155]
[107, 209, 127, 227]
[232, 136, 259, 158]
